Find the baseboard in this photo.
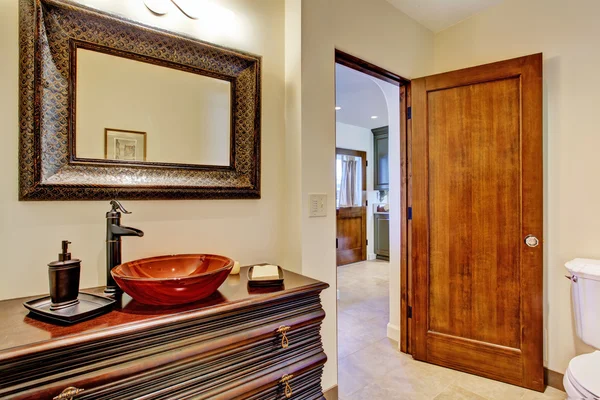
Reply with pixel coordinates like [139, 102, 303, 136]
[323, 385, 338, 400]
[387, 322, 400, 342]
[367, 253, 377, 261]
[544, 367, 565, 392]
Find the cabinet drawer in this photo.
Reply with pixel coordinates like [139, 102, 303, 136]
[2, 310, 325, 400]
[229, 352, 326, 400]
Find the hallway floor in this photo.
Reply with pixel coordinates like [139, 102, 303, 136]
[337, 260, 565, 400]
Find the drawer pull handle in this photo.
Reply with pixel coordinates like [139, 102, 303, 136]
[53, 387, 84, 400]
[281, 374, 294, 398]
[277, 325, 291, 349]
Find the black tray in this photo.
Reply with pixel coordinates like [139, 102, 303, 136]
[24, 292, 115, 324]
[247, 265, 284, 287]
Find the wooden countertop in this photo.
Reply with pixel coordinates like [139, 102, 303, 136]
[0, 267, 328, 358]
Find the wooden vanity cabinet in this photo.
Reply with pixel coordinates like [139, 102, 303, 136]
[374, 213, 390, 260]
[0, 268, 328, 400]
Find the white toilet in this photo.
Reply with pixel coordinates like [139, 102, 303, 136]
[564, 259, 600, 399]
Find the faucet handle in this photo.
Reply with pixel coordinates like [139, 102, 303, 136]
[110, 200, 132, 214]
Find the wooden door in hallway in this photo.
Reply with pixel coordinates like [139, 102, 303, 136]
[410, 54, 544, 391]
[336, 148, 367, 266]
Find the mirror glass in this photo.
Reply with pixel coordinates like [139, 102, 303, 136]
[75, 48, 232, 166]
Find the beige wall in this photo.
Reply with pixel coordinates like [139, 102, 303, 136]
[434, 0, 599, 373]
[0, 0, 286, 299]
[283, 0, 303, 274]
[376, 79, 402, 342]
[289, 0, 435, 389]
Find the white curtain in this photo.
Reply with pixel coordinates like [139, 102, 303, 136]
[338, 155, 362, 207]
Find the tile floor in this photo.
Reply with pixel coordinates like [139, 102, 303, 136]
[337, 260, 566, 400]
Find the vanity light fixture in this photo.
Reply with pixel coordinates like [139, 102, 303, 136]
[335, 106, 342, 110]
[143, 0, 170, 15]
[144, 0, 234, 22]
[171, 0, 201, 19]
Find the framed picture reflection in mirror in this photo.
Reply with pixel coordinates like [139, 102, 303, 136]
[104, 128, 147, 162]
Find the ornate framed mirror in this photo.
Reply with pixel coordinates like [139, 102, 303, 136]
[19, 0, 261, 200]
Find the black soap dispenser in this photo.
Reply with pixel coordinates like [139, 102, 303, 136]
[48, 241, 81, 311]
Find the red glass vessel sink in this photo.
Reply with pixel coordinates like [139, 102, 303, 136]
[111, 254, 234, 306]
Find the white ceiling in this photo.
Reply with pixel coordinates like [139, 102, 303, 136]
[385, 0, 504, 32]
[335, 64, 389, 130]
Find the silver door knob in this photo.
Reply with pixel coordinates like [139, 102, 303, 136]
[524, 235, 539, 248]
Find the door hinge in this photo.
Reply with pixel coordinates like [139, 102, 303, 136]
[366, 200, 368, 206]
[366, 239, 369, 246]
[366, 160, 368, 167]
[407, 106, 412, 120]
[336, 238, 338, 249]
[407, 207, 412, 220]
[407, 306, 413, 318]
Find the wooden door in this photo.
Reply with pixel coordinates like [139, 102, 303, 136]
[336, 148, 367, 266]
[336, 207, 367, 265]
[411, 54, 543, 391]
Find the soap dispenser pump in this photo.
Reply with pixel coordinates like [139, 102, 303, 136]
[48, 241, 81, 311]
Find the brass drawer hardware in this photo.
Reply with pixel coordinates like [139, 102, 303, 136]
[277, 325, 291, 349]
[280, 374, 294, 398]
[53, 387, 84, 400]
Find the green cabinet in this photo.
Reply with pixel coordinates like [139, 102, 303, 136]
[372, 126, 389, 191]
[374, 213, 390, 260]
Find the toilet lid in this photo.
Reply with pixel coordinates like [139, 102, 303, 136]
[569, 351, 600, 397]
[565, 258, 600, 281]
[567, 369, 599, 399]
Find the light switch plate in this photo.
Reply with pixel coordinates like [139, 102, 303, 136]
[309, 194, 327, 217]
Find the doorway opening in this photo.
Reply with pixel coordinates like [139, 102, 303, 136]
[334, 50, 411, 396]
[333, 51, 548, 397]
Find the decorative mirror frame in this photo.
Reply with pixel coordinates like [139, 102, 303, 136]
[19, 0, 261, 200]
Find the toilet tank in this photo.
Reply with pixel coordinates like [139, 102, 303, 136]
[566, 259, 600, 349]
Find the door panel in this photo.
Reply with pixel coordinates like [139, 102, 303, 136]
[336, 207, 367, 266]
[411, 54, 543, 391]
[428, 78, 521, 348]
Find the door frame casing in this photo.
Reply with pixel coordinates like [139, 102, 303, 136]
[334, 50, 412, 353]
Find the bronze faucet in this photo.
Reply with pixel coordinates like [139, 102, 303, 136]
[104, 200, 144, 295]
